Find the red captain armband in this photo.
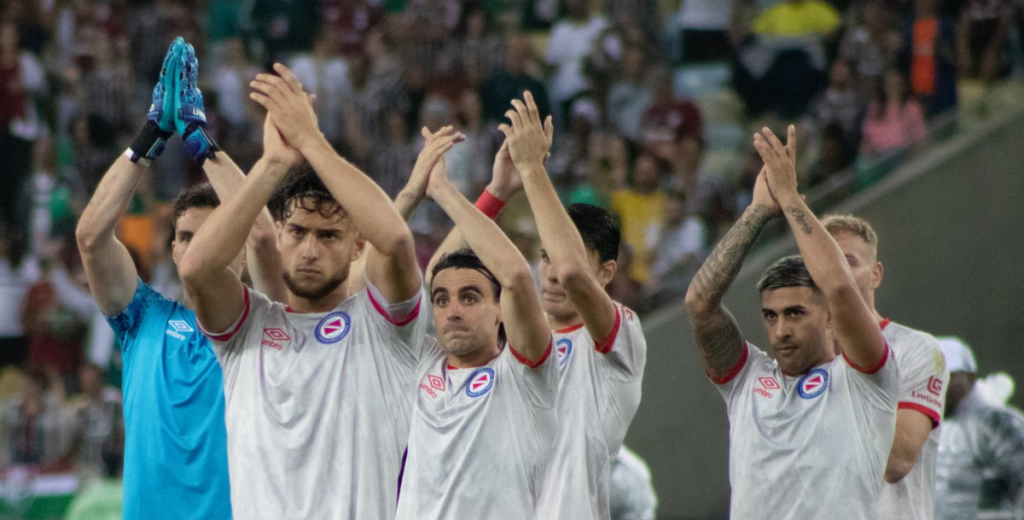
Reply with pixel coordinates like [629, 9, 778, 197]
[474, 190, 506, 220]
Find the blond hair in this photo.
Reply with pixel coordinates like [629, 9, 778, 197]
[821, 214, 878, 252]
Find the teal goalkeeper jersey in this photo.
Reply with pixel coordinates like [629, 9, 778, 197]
[106, 280, 232, 520]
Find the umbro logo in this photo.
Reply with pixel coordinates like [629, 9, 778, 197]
[261, 328, 290, 350]
[165, 320, 193, 341]
[419, 374, 446, 399]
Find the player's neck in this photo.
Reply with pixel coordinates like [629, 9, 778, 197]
[447, 345, 501, 369]
[547, 311, 583, 332]
[286, 287, 352, 313]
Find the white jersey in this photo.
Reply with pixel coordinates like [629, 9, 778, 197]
[717, 342, 899, 520]
[878, 319, 949, 520]
[395, 336, 558, 520]
[204, 281, 428, 520]
[537, 303, 647, 520]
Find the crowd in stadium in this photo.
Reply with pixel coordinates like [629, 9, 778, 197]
[0, 0, 1023, 518]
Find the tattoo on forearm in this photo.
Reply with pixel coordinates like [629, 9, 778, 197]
[690, 206, 772, 308]
[785, 206, 813, 235]
[687, 207, 770, 375]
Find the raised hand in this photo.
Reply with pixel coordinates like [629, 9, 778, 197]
[148, 37, 183, 134]
[498, 91, 554, 175]
[262, 113, 304, 169]
[490, 115, 553, 200]
[750, 167, 781, 216]
[249, 63, 321, 151]
[174, 42, 219, 164]
[753, 125, 799, 202]
[408, 126, 464, 200]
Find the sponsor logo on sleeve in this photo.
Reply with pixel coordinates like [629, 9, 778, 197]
[262, 328, 291, 350]
[165, 319, 194, 340]
[466, 368, 495, 398]
[556, 338, 573, 366]
[797, 369, 829, 399]
[927, 376, 943, 396]
[315, 312, 351, 344]
[911, 376, 945, 409]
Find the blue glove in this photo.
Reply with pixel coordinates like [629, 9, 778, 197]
[174, 43, 218, 164]
[131, 37, 184, 163]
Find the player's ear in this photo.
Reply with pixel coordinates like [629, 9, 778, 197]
[350, 234, 366, 262]
[872, 261, 883, 290]
[596, 259, 617, 287]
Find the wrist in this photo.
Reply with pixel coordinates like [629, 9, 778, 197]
[295, 132, 328, 155]
[474, 189, 506, 220]
[775, 191, 803, 207]
[484, 182, 514, 202]
[518, 162, 546, 179]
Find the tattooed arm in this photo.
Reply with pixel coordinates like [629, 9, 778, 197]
[754, 126, 886, 371]
[684, 170, 777, 381]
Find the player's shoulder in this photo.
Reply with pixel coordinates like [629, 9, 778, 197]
[883, 320, 940, 353]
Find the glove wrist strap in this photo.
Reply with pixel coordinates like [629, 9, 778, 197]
[183, 125, 220, 166]
[129, 121, 172, 163]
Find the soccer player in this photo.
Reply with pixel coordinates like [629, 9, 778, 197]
[75, 39, 285, 519]
[823, 214, 949, 520]
[684, 126, 898, 519]
[179, 63, 457, 519]
[502, 92, 648, 520]
[394, 142, 556, 520]
[935, 337, 1024, 520]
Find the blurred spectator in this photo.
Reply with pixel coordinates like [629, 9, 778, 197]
[609, 445, 658, 520]
[129, 3, 197, 92]
[808, 122, 855, 187]
[861, 70, 926, 158]
[607, 42, 652, 143]
[247, 0, 321, 65]
[935, 337, 1024, 520]
[78, 34, 134, 132]
[19, 237, 89, 385]
[664, 135, 735, 245]
[458, 4, 506, 88]
[0, 21, 46, 234]
[732, 0, 839, 117]
[71, 115, 120, 196]
[805, 60, 866, 161]
[350, 109, 418, 199]
[545, 0, 609, 123]
[902, 0, 958, 116]
[68, 364, 122, 477]
[215, 38, 260, 128]
[839, 1, 901, 96]
[396, 0, 463, 86]
[317, 0, 384, 58]
[0, 227, 37, 369]
[480, 35, 551, 124]
[549, 97, 602, 192]
[732, 148, 763, 212]
[639, 67, 702, 151]
[675, 0, 734, 63]
[290, 30, 352, 145]
[445, 90, 494, 197]
[347, 28, 408, 144]
[610, 149, 668, 285]
[957, 0, 1016, 82]
[643, 190, 705, 306]
[0, 366, 73, 468]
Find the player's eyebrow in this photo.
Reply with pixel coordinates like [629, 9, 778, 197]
[177, 231, 194, 241]
[458, 286, 484, 298]
[431, 287, 449, 300]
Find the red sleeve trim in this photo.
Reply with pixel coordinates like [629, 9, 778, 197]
[594, 305, 623, 354]
[509, 337, 553, 369]
[842, 342, 891, 374]
[898, 402, 942, 429]
[204, 285, 251, 342]
[366, 288, 421, 327]
[710, 342, 749, 385]
[879, 318, 891, 330]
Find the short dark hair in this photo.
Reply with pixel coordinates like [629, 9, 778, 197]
[757, 255, 819, 294]
[268, 167, 344, 222]
[567, 204, 620, 263]
[431, 248, 501, 302]
[171, 183, 220, 235]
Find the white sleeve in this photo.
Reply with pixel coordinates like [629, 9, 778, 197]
[895, 334, 948, 427]
[505, 336, 557, 410]
[596, 304, 647, 382]
[362, 275, 429, 365]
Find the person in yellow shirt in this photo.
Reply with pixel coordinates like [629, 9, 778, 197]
[610, 151, 667, 285]
[752, 0, 842, 38]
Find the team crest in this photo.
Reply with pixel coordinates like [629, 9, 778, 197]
[466, 368, 495, 397]
[797, 369, 828, 399]
[556, 339, 573, 365]
[315, 312, 351, 344]
[168, 320, 193, 332]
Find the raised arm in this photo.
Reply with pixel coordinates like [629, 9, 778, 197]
[503, 92, 619, 340]
[250, 63, 420, 303]
[202, 152, 288, 303]
[684, 170, 776, 381]
[427, 159, 550, 364]
[75, 154, 147, 315]
[754, 126, 886, 370]
[178, 116, 296, 333]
